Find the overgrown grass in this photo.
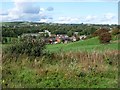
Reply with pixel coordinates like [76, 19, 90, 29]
[2, 50, 118, 88]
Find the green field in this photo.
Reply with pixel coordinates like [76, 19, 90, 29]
[46, 37, 118, 53]
[2, 36, 118, 52]
[2, 36, 119, 88]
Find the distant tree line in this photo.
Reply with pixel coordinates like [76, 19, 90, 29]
[2, 22, 118, 38]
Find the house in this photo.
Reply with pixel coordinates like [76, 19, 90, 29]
[39, 30, 51, 37]
[35, 24, 38, 26]
[38, 31, 44, 34]
[70, 36, 77, 42]
[56, 37, 61, 43]
[45, 30, 51, 36]
[79, 35, 87, 40]
[74, 32, 79, 35]
[48, 36, 61, 44]
[47, 34, 70, 44]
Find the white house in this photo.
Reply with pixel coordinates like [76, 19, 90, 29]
[79, 35, 87, 40]
[45, 30, 51, 36]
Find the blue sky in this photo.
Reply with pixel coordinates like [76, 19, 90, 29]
[0, 0, 119, 24]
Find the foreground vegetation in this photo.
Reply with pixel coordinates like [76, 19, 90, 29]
[2, 36, 119, 88]
[2, 50, 118, 88]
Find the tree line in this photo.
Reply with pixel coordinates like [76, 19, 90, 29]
[2, 22, 118, 38]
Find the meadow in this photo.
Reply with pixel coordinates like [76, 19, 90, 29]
[47, 36, 119, 53]
[2, 35, 119, 88]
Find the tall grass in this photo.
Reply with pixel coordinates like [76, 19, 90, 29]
[2, 50, 118, 88]
[50, 50, 118, 72]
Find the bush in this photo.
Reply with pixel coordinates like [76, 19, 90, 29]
[2, 37, 7, 44]
[111, 29, 120, 35]
[92, 28, 109, 37]
[6, 36, 46, 57]
[99, 32, 112, 44]
[86, 35, 93, 39]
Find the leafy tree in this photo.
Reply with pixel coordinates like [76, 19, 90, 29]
[6, 36, 46, 57]
[89, 27, 96, 34]
[67, 31, 73, 37]
[99, 32, 112, 44]
[93, 28, 109, 37]
[44, 33, 49, 38]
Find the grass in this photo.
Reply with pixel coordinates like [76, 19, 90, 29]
[2, 36, 119, 52]
[46, 37, 119, 53]
[2, 50, 118, 88]
[2, 36, 119, 88]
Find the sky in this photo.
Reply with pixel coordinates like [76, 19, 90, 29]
[0, 0, 119, 24]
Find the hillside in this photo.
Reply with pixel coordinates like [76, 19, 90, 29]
[2, 36, 119, 88]
[46, 37, 118, 53]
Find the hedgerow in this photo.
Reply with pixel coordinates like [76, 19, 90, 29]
[5, 36, 46, 57]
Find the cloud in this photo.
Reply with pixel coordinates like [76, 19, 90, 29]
[1, 0, 54, 22]
[81, 14, 117, 24]
[14, 2, 40, 14]
[84, 15, 97, 22]
[1, 0, 117, 24]
[53, 15, 117, 24]
[0, 9, 8, 15]
[39, 13, 53, 23]
[39, 18, 53, 23]
[40, 8, 45, 12]
[46, 7, 54, 11]
[39, 19, 48, 23]
[20, 13, 40, 21]
[103, 13, 116, 20]
[1, 1, 41, 22]
[55, 16, 80, 23]
[98, 13, 117, 24]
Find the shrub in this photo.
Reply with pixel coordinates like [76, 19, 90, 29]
[86, 35, 93, 39]
[111, 29, 120, 35]
[2, 37, 7, 44]
[92, 28, 109, 37]
[99, 32, 112, 44]
[6, 36, 46, 57]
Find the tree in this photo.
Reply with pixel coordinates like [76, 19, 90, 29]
[6, 36, 46, 57]
[67, 31, 73, 37]
[44, 33, 49, 38]
[89, 27, 96, 34]
[99, 32, 112, 44]
[93, 28, 109, 37]
[2, 37, 7, 44]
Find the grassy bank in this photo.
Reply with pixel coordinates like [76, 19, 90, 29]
[46, 37, 119, 53]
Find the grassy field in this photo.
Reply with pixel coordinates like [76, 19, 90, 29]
[46, 37, 119, 53]
[2, 36, 119, 88]
[2, 36, 119, 52]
